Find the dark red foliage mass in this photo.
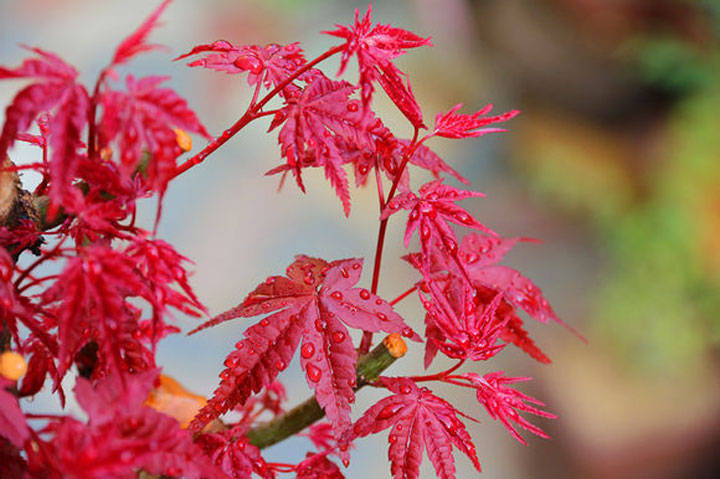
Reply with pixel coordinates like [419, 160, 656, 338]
[0, 2, 577, 478]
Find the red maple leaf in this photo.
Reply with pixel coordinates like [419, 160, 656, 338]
[99, 75, 209, 195]
[124, 236, 206, 346]
[405, 234, 559, 362]
[178, 40, 311, 92]
[458, 234, 583, 338]
[110, 0, 172, 67]
[188, 256, 419, 443]
[296, 452, 345, 479]
[0, 377, 29, 448]
[0, 47, 89, 211]
[325, 5, 431, 128]
[40, 245, 154, 377]
[383, 179, 495, 279]
[196, 425, 274, 479]
[37, 370, 222, 479]
[461, 371, 555, 445]
[0, 437, 27, 478]
[352, 377, 480, 479]
[421, 282, 509, 368]
[275, 75, 373, 215]
[432, 103, 519, 139]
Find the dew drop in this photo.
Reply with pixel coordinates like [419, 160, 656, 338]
[306, 364, 322, 382]
[332, 331, 346, 343]
[212, 40, 233, 50]
[330, 291, 343, 300]
[400, 384, 412, 394]
[347, 102, 359, 112]
[375, 299, 383, 305]
[402, 327, 413, 338]
[340, 268, 349, 279]
[260, 318, 270, 327]
[300, 343, 315, 359]
[378, 404, 397, 420]
[275, 359, 286, 370]
[359, 289, 371, 300]
[376, 312, 388, 321]
[388, 434, 398, 444]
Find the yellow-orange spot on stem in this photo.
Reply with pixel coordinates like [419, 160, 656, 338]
[383, 333, 407, 358]
[0, 351, 27, 381]
[99, 146, 114, 161]
[145, 374, 207, 428]
[174, 128, 192, 152]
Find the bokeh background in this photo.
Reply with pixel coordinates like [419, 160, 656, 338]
[2, 0, 720, 477]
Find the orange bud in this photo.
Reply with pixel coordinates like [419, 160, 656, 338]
[174, 128, 192, 152]
[0, 351, 27, 381]
[383, 333, 408, 358]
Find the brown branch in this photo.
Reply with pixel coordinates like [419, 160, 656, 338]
[246, 333, 407, 449]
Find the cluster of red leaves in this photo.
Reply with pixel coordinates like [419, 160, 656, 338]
[0, 2, 577, 479]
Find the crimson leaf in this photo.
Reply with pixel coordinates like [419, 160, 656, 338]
[100, 75, 209, 195]
[0, 377, 29, 448]
[352, 377, 480, 479]
[325, 6, 431, 128]
[0, 47, 89, 210]
[432, 103, 519, 139]
[111, 0, 172, 66]
[461, 371, 555, 445]
[189, 256, 419, 443]
[276, 75, 372, 216]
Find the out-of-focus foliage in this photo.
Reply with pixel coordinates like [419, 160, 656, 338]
[514, 0, 720, 371]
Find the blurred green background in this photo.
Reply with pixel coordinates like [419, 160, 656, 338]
[2, 0, 719, 477]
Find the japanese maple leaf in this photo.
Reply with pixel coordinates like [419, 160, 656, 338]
[99, 75, 209, 194]
[110, 0, 172, 67]
[352, 377, 480, 479]
[0, 47, 89, 210]
[124, 236, 205, 345]
[0, 377, 29, 448]
[383, 179, 495, 279]
[177, 40, 310, 92]
[421, 282, 509, 368]
[40, 245, 154, 377]
[404, 235, 556, 364]
[432, 103, 519, 139]
[457, 234, 584, 338]
[349, 129, 468, 189]
[276, 75, 372, 215]
[461, 371, 555, 445]
[325, 5, 431, 128]
[40, 370, 222, 479]
[0, 437, 27, 478]
[196, 426, 274, 479]
[188, 256, 419, 444]
[296, 452, 345, 479]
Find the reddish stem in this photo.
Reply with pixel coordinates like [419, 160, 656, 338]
[389, 285, 417, 306]
[14, 237, 67, 289]
[87, 69, 108, 160]
[172, 45, 344, 179]
[359, 127, 421, 354]
[409, 359, 465, 382]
